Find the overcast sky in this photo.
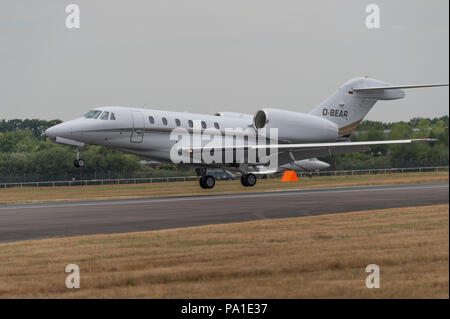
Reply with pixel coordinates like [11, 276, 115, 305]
[1, 0, 448, 122]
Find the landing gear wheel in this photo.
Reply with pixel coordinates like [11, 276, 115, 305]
[199, 176, 207, 189]
[204, 175, 215, 189]
[199, 175, 215, 189]
[240, 175, 248, 187]
[77, 159, 85, 167]
[241, 174, 257, 187]
[245, 173, 257, 187]
[74, 148, 84, 168]
[74, 159, 85, 168]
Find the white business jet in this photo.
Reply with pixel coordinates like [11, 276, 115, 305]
[45, 77, 447, 189]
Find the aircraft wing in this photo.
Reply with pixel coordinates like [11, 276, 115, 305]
[248, 139, 436, 151]
[183, 139, 437, 166]
[184, 138, 436, 152]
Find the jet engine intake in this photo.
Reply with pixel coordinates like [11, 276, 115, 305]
[253, 108, 338, 143]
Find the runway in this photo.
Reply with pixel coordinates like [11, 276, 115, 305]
[0, 182, 448, 243]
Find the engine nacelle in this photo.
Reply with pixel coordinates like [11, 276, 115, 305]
[253, 108, 338, 143]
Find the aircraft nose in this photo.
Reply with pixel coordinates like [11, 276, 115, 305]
[45, 126, 57, 138]
[45, 123, 71, 139]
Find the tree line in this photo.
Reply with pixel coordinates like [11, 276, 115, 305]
[325, 116, 449, 170]
[0, 119, 191, 182]
[0, 116, 448, 183]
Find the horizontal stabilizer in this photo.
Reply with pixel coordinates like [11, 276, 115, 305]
[353, 83, 449, 91]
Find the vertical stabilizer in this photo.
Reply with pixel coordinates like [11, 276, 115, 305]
[309, 77, 404, 137]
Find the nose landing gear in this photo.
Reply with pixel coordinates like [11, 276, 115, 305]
[74, 148, 85, 168]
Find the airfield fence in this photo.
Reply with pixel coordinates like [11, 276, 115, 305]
[0, 166, 448, 189]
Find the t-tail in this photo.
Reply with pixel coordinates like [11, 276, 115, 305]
[309, 77, 448, 138]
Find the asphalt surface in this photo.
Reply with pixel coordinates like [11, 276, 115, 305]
[0, 182, 448, 243]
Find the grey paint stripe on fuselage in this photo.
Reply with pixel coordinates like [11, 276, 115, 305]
[75, 127, 260, 138]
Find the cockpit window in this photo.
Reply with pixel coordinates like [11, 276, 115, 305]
[110, 113, 116, 120]
[84, 110, 102, 119]
[100, 111, 110, 120]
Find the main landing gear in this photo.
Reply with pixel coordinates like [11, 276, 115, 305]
[195, 169, 257, 189]
[199, 175, 216, 189]
[240, 173, 257, 187]
[74, 148, 85, 168]
[197, 168, 215, 189]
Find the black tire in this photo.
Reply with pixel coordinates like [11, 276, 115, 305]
[240, 174, 248, 187]
[245, 173, 257, 187]
[78, 159, 85, 167]
[199, 177, 208, 189]
[204, 175, 215, 189]
[74, 159, 85, 168]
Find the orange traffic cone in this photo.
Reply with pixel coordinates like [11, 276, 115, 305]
[281, 170, 299, 182]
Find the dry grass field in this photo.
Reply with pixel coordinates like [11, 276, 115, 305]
[0, 204, 448, 298]
[0, 171, 448, 204]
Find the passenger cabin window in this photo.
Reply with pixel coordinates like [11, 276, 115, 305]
[214, 122, 219, 129]
[100, 111, 109, 120]
[162, 117, 168, 125]
[188, 120, 193, 128]
[84, 110, 102, 119]
[175, 119, 181, 126]
[110, 113, 116, 120]
[201, 121, 207, 129]
[149, 116, 155, 124]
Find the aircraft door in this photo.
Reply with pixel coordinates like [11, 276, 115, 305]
[131, 111, 145, 143]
